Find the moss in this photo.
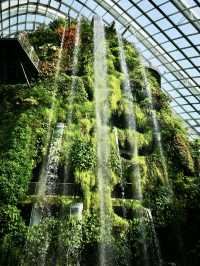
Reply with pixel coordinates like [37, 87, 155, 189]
[172, 133, 194, 174]
[108, 74, 122, 111]
[112, 198, 142, 209]
[70, 135, 96, 171]
[112, 212, 128, 228]
[137, 130, 152, 149]
[21, 195, 81, 206]
[135, 104, 149, 132]
[145, 154, 167, 185]
[160, 110, 194, 175]
[75, 170, 95, 210]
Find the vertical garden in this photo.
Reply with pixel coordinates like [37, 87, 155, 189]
[0, 17, 200, 266]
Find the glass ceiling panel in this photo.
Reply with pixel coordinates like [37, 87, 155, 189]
[0, 0, 199, 137]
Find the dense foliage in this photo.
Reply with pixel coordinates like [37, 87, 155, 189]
[0, 17, 199, 266]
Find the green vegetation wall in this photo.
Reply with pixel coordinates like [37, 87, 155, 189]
[0, 18, 199, 266]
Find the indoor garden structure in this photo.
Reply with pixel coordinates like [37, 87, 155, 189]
[0, 16, 200, 266]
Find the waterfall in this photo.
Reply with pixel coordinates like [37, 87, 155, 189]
[117, 32, 142, 200]
[56, 20, 82, 266]
[144, 208, 162, 266]
[22, 25, 68, 266]
[41, 122, 64, 196]
[63, 18, 81, 196]
[117, 33, 163, 266]
[55, 22, 67, 80]
[140, 59, 168, 185]
[113, 127, 127, 218]
[67, 18, 81, 125]
[26, 123, 64, 266]
[30, 122, 64, 225]
[94, 16, 111, 266]
[29, 21, 67, 226]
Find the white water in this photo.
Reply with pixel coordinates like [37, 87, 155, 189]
[117, 33, 162, 266]
[30, 123, 64, 226]
[117, 32, 142, 200]
[63, 17, 81, 189]
[63, 18, 81, 196]
[145, 208, 162, 266]
[55, 24, 67, 81]
[23, 25, 67, 266]
[43, 122, 64, 195]
[30, 18, 81, 224]
[140, 60, 168, 185]
[67, 18, 81, 125]
[94, 16, 111, 266]
[113, 127, 127, 218]
[29, 22, 67, 227]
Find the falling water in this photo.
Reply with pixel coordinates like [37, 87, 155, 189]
[27, 124, 64, 263]
[67, 18, 81, 125]
[94, 16, 111, 266]
[140, 59, 168, 185]
[117, 33, 161, 266]
[117, 32, 142, 200]
[144, 208, 162, 266]
[22, 24, 68, 266]
[113, 127, 127, 218]
[30, 122, 65, 225]
[57, 20, 82, 266]
[42, 123, 64, 195]
[63, 19, 81, 187]
[55, 23, 67, 80]
[29, 21, 67, 226]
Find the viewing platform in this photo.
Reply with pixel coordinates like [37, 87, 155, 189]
[0, 33, 39, 84]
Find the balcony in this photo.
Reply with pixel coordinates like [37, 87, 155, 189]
[0, 33, 39, 84]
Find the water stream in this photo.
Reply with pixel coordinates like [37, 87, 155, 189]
[30, 122, 64, 225]
[113, 127, 127, 218]
[29, 21, 67, 226]
[94, 16, 111, 266]
[63, 18, 81, 196]
[140, 59, 168, 185]
[24, 25, 67, 266]
[67, 18, 81, 125]
[117, 33, 162, 266]
[117, 32, 142, 200]
[144, 208, 162, 266]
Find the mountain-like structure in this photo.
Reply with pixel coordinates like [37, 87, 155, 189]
[0, 18, 199, 266]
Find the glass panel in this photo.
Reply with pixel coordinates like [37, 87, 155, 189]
[118, 0, 132, 10]
[50, 0, 60, 9]
[147, 8, 163, 20]
[137, 0, 154, 12]
[145, 24, 160, 35]
[165, 28, 182, 39]
[179, 23, 198, 35]
[187, 96, 199, 103]
[28, 5, 37, 12]
[2, 1, 9, 10]
[128, 6, 142, 18]
[160, 2, 179, 15]
[10, 1, 18, 8]
[182, 105, 195, 112]
[156, 18, 173, 30]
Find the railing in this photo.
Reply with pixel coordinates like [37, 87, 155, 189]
[18, 33, 40, 69]
[27, 182, 82, 197]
